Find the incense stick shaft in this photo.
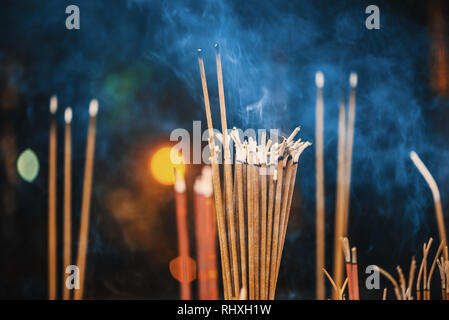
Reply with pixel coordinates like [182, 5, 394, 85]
[48, 116, 57, 300]
[63, 120, 72, 300]
[74, 115, 97, 300]
[315, 84, 325, 300]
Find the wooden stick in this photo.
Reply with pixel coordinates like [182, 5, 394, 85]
[48, 96, 58, 300]
[269, 154, 285, 299]
[260, 163, 268, 300]
[416, 238, 433, 300]
[265, 161, 276, 297]
[197, 51, 231, 299]
[342, 238, 353, 300]
[396, 266, 406, 299]
[427, 240, 444, 292]
[374, 266, 402, 300]
[247, 155, 255, 299]
[315, 72, 325, 300]
[322, 268, 346, 300]
[215, 44, 239, 298]
[382, 288, 387, 300]
[253, 165, 260, 299]
[174, 169, 191, 300]
[343, 73, 357, 237]
[332, 98, 347, 299]
[407, 256, 416, 296]
[74, 99, 98, 300]
[410, 152, 447, 249]
[273, 158, 294, 292]
[351, 247, 359, 300]
[63, 107, 72, 300]
[437, 258, 446, 300]
[202, 167, 219, 300]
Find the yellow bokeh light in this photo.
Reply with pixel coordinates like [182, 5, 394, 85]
[150, 146, 185, 185]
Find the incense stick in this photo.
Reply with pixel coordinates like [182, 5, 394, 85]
[382, 288, 387, 300]
[351, 247, 359, 300]
[269, 146, 285, 300]
[396, 265, 406, 299]
[215, 44, 239, 298]
[374, 266, 402, 300]
[48, 95, 58, 300]
[197, 50, 231, 299]
[416, 238, 433, 300]
[259, 134, 268, 300]
[343, 73, 357, 237]
[247, 139, 256, 300]
[427, 240, 444, 293]
[342, 238, 353, 300]
[174, 169, 191, 300]
[332, 98, 347, 299]
[315, 72, 325, 300]
[63, 107, 72, 300]
[74, 99, 98, 300]
[265, 148, 276, 298]
[407, 256, 416, 297]
[410, 152, 447, 249]
[231, 129, 247, 298]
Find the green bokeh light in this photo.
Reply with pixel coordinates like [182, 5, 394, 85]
[17, 149, 39, 183]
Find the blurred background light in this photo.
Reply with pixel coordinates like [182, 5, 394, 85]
[16, 149, 39, 183]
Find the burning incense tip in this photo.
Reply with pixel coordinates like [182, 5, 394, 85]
[174, 168, 186, 193]
[89, 99, 99, 117]
[315, 71, 324, 88]
[349, 72, 358, 88]
[214, 43, 220, 51]
[410, 151, 440, 202]
[50, 95, 58, 114]
[64, 107, 72, 124]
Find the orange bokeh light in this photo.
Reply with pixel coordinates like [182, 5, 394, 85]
[149, 146, 185, 186]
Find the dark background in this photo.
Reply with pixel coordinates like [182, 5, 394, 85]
[1, 0, 449, 299]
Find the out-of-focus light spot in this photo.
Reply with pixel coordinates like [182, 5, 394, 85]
[17, 149, 39, 182]
[150, 146, 185, 186]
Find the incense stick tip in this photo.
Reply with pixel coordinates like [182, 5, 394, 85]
[350, 72, 358, 88]
[64, 107, 72, 124]
[315, 71, 324, 88]
[50, 95, 58, 114]
[89, 99, 99, 117]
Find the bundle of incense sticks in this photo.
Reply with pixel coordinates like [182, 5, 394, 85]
[194, 167, 219, 300]
[47, 97, 99, 300]
[197, 45, 311, 300]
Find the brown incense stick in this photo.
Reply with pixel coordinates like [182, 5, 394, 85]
[342, 73, 357, 237]
[63, 107, 72, 300]
[74, 100, 98, 300]
[407, 256, 416, 297]
[253, 163, 260, 300]
[231, 129, 248, 298]
[197, 50, 231, 299]
[247, 147, 255, 299]
[410, 152, 447, 251]
[265, 160, 276, 297]
[315, 72, 325, 300]
[397, 266, 406, 299]
[269, 153, 285, 299]
[342, 237, 353, 300]
[374, 266, 402, 300]
[382, 288, 387, 300]
[215, 44, 239, 298]
[427, 240, 444, 292]
[416, 238, 433, 300]
[48, 96, 58, 300]
[351, 247, 359, 300]
[332, 98, 347, 299]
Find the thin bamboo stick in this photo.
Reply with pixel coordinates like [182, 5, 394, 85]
[374, 266, 402, 300]
[48, 96, 58, 301]
[253, 163, 260, 299]
[427, 240, 444, 292]
[215, 44, 239, 298]
[315, 72, 325, 300]
[74, 99, 98, 300]
[332, 98, 347, 299]
[63, 107, 72, 300]
[197, 51, 231, 299]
